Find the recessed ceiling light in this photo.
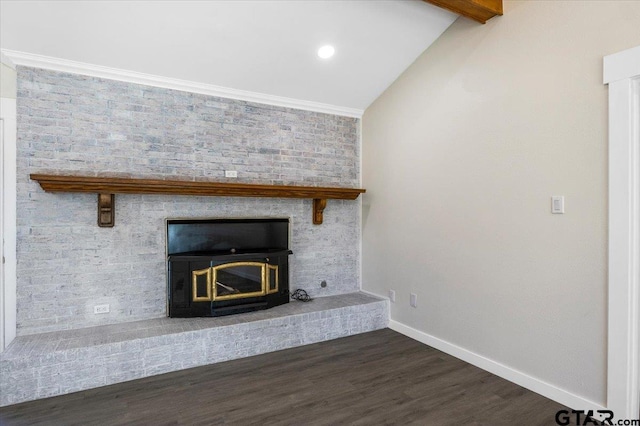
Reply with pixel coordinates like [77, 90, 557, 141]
[317, 45, 335, 59]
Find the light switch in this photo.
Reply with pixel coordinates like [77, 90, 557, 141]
[551, 196, 564, 214]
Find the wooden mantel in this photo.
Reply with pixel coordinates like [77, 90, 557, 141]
[30, 174, 366, 227]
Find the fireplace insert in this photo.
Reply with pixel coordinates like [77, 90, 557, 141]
[167, 218, 291, 317]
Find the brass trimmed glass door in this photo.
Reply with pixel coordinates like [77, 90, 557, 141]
[192, 262, 279, 302]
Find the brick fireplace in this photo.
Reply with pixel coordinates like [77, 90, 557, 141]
[15, 66, 361, 336]
[0, 66, 388, 407]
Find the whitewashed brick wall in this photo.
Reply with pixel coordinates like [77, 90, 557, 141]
[15, 67, 361, 335]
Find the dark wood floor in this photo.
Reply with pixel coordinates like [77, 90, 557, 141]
[0, 329, 591, 425]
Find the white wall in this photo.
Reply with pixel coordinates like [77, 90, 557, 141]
[1, 63, 17, 99]
[362, 0, 640, 407]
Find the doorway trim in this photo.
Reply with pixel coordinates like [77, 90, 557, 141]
[0, 53, 17, 352]
[604, 45, 640, 419]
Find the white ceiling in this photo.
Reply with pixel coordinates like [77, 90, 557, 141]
[0, 0, 457, 115]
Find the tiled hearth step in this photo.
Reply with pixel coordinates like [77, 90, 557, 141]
[0, 292, 388, 407]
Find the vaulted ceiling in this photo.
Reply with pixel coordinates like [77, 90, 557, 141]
[0, 1, 501, 115]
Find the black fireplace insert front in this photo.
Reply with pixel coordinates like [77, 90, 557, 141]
[167, 218, 291, 317]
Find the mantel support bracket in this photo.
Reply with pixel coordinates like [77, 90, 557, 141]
[97, 195, 328, 226]
[98, 193, 115, 227]
[313, 199, 327, 225]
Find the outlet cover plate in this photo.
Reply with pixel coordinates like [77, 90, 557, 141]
[551, 196, 565, 214]
[410, 293, 417, 308]
[94, 304, 110, 314]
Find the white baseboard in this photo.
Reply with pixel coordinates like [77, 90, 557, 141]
[389, 319, 607, 417]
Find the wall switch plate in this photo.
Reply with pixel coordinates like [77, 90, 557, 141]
[551, 196, 565, 214]
[388, 290, 396, 303]
[224, 170, 238, 178]
[94, 304, 109, 314]
[410, 293, 417, 308]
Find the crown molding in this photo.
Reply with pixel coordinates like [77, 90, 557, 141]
[1, 49, 363, 118]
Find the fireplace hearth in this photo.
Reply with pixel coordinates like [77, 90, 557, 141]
[167, 218, 291, 317]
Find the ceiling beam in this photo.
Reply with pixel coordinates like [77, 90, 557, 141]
[423, 0, 503, 24]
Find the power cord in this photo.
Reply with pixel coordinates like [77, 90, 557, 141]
[290, 289, 312, 302]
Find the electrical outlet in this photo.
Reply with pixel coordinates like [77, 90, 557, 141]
[388, 290, 396, 303]
[94, 304, 110, 314]
[225, 170, 238, 178]
[410, 293, 417, 308]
